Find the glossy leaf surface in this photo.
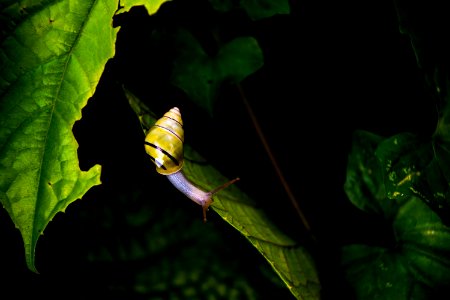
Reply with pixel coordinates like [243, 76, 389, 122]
[343, 130, 450, 299]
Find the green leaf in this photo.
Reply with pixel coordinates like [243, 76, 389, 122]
[0, 0, 118, 273]
[342, 197, 450, 299]
[343, 131, 450, 298]
[123, 85, 157, 133]
[124, 87, 321, 299]
[342, 245, 414, 299]
[375, 133, 431, 200]
[344, 130, 402, 217]
[375, 133, 450, 218]
[241, 0, 290, 20]
[171, 29, 264, 115]
[184, 150, 320, 299]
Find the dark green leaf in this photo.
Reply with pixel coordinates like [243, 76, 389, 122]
[343, 197, 450, 299]
[171, 29, 263, 115]
[344, 130, 450, 298]
[375, 133, 431, 200]
[435, 95, 450, 143]
[344, 130, 405, 218]
[375, 133, 450, 218]
[342, 245, 415, 299]
[0, 0, 168, 273]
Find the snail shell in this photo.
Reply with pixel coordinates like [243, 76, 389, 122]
[144, 107, 239, 222]
[144, 107, 184, 175]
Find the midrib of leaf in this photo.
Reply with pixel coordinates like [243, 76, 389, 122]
[31, 0, 94, 244]
[0, 0, 117, 272]
[182, 157, 321, 299]
[31, 0, 103, 272]
[0, 0, 172, 273]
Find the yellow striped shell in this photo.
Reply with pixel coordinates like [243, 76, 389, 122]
[144, 107, 184, 175]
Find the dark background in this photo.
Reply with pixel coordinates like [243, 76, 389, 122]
[0, 0, 436, 299]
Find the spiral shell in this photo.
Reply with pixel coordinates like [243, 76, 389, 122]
[144, 107, 184, 175]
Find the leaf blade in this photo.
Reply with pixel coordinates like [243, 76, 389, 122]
[241, 0, 290, 20]
[0, 0, 122, 272]
[171, 29, 264, 114]
[184, 153, 321, 299]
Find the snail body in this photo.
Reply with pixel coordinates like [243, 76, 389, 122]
[144, 107, 239, 222]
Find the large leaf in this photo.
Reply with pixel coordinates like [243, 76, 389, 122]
[342, 196, 450, 299]
[125, 87, 321, 299]
[343, 130, 405, 219]
[0, 0, 167, 273]
[171, 28, 264, 115]
[343, 130, 450, 299]
[375, 132, 450, 218]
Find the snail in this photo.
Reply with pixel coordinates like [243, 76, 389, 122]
[144, 107, 239, 222]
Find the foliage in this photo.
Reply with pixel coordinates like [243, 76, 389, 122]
[0, 0, 116, 272]
[341, 0, 450, 298]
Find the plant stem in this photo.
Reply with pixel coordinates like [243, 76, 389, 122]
[237, 84, 312, 235]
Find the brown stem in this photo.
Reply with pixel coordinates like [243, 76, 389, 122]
[237, 84, 312, 234]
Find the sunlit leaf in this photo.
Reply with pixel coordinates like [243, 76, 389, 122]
[124, 87, 321, 299]
[171, 29, 263, 115]
[0, 0, 170, 273]
[343, 131, 450, 298]
[0, 0, 119, 272]
[435, 100, 450, 143]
